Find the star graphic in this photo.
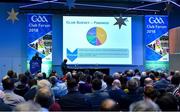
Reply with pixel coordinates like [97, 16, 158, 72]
[114, 16, 127, 29]
[7, 8, 19, 23]
[66, 0, 76, 10]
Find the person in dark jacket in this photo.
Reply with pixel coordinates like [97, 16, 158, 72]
[58, 78, 91, 111]
[85, 78, 110, 110]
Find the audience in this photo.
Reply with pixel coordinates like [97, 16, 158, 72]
[0, 68, 179, 111]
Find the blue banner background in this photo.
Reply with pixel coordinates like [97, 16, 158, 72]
[27, 14, 52, 74]
[145, 15, 169, 72]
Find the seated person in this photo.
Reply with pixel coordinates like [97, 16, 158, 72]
[85, 78, 110, 110]
[2, 78, 25, 108]
[58, 78, 91, 111]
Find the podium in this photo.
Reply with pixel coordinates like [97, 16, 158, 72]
[30, 59, 41, 74]
[67, 68, 109, 75]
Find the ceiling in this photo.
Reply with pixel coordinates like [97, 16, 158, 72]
[1, 0, 179, 15]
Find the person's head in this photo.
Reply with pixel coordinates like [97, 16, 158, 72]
[92, 78, 102, 91]
[37, 79, 52, 89]
[104, 75, 114, 86]
[25, 71, 32, 79]
[72, 70, 78, 78]
[159, 72, 166, 79]
[49, 70, 57, 78]
[36, 73, 43, 80]
[66, 72, 72, 80]
[32, 56, 36, 60]
[134, 69, 140, 74]
[49, 76, 58, 86]
[129, 100, 160, 111]
[112, 79, 121, 90]
[35, 87, 54, 109]
[73, 71, 80, 82]
[112, 72, 121, 79]
[7, 70, 14, 78]
[144, 77, 153, 86]
[64, 59, 67, 63]
[94, 71, 104, 80]
[156, 93, 178, 111]
[127, 70, 134, 77]
[79, 73, 87, 82]
[171, 73, 180, 86]
[67, 78, 78, 91]
[141, 72, 147, 77]
[127, 78, 139, 91]
[2, 78, 14, 90]
[19, 74, 28, 84]
[84, 69, 90, 75]
[86, 74, 92, 84]
[144, 85, 157, 101]
[35, 52, 39, 57]
[14, 100, 41, 111]
[100, 99, 118, 111]
[170, 71, 175, 76]
[28, 79, 37, 88]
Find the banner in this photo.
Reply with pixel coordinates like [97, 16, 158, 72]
[145, 15, 169, 72]
[27, 14, 52, 75]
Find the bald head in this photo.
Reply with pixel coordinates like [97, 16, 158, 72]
[144, 78, 153, 86]
[101, 99, 118, 111]
[112, 79, 121, 89]
[35, 87, 53, 108]
[37, 79, 52, 89]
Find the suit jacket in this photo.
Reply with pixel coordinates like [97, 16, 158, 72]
[58, 91, 91, 111]
[24, 86, 37, 101]
[85, 91, 110, 111]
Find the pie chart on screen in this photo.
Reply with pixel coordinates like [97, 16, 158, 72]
[86, 27, 107, 46]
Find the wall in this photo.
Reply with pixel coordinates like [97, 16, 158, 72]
[0, 3, 26, 80]
[0, 3, 144, 79]
[169, 5, 180, 72]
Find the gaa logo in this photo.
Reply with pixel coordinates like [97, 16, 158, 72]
[31, 15, 48, 22]
[149, 17, 164, 24]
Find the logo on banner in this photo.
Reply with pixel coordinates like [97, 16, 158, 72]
[67, 49, 78, 62]
[149, 17, 164, 24]
[31, 15, 48, 22]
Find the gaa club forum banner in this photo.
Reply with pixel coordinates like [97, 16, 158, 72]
[27, 14, 52, 74]
[145, 15, 169, 72]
